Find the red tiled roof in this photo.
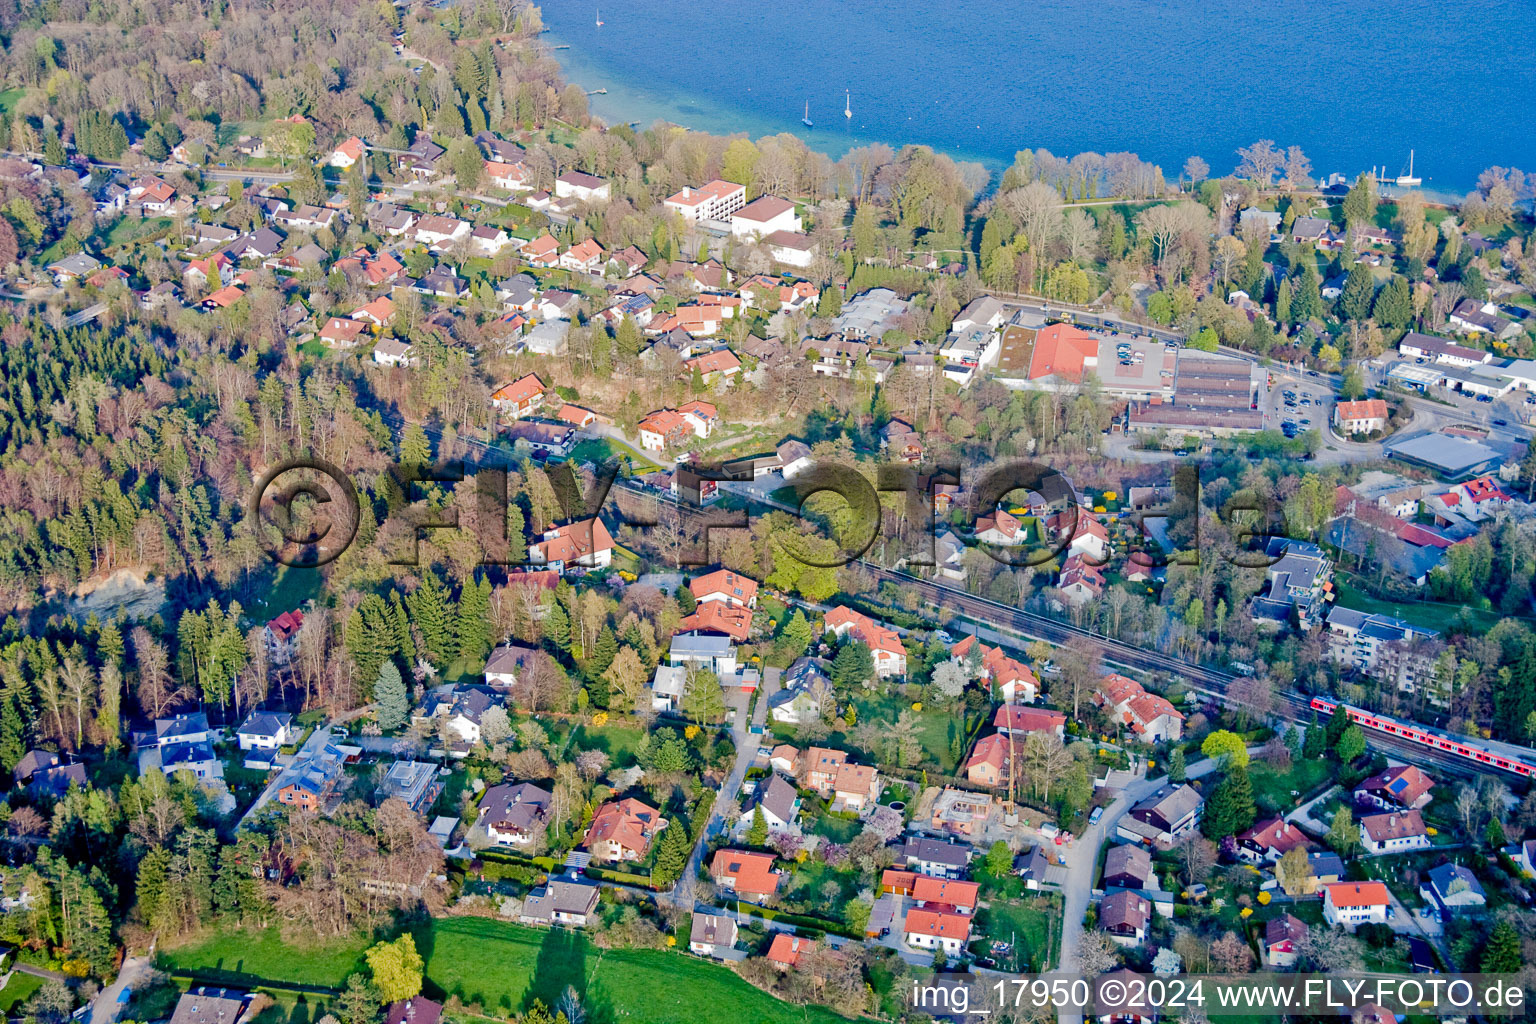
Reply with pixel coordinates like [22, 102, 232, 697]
[678, 601, 753, 642]
[1028, 323, 1098, 380]
[710, 848, 781, 898]
[904, 908, 972, 941]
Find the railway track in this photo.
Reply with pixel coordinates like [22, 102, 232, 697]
[370, 419, 1506, 781]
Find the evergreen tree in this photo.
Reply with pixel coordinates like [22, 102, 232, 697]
[1292, 263, 1322, 322]
[455, 575, 492, 665]
[588, 626, 618, 675]
[1372, 275, 1413, 329]
[831, 640, 874, 689]
[1339, 263, 1375, 321]
[651, 817, 693, 887]
[407, 572, 455, 665]
[1276, 277, 1293, 324]
[375, 661, 409, 731]
[1167, 747, 1187, 784]
[1482, 921, 1522, 973]
[780, 610, 814, 654]
[544, 597, 571, 652]
[747, 806, 768, 847]
[336, 975, 382, 1024]
[400, 424, 432, 469]
[1201, 764, 1256, 839]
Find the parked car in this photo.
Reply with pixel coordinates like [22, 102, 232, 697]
[1089, 806, 1105, 824]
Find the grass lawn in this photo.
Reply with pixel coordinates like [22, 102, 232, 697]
[243, 565, 325, 625]
[1333, 576, 1506, 634]
[164, 918, 849, 1024]
[0, 973, 42, 1013]
[847, 693, 970, 773]
[1247, 757, 1334, 816]
[569, 719, 649, 766]
[974, 894, 1060, 972]
[0, 88, 24, 115]
[808, 814, 861, 844]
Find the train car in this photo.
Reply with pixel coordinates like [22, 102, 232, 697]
[1310, 696, 1536, 777]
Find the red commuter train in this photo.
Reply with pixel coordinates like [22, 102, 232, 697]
[1309, 696, 1536, 777]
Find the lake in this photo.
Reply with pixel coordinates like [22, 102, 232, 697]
[542, 0, 1535, 194]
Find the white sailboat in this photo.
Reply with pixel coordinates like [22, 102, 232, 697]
[801, 101, 813, 128]
[1395, 149, 1421, 188]
[844, 90, 852, 119]
[595, 8, 603, 26]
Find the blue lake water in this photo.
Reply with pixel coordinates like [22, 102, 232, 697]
[542, 0, 1535, 194]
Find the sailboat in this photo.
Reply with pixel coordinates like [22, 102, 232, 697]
[844, 91, 852, 119]
[595, 8, 603, 26]
[1395, 149, 1421, 188]
[801, 101, 813, 128]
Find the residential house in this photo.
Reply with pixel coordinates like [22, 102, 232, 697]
[649, 664, 687, 713]
[411, 265, 467, 300]
[1117, 784, 1202, 846]
[519, 876, 600, 927]
[491, 373, 547, 418]
[1326, 607, 1441, 696]
[384, 998, 440, 1024]
[1262, 913, 1308, 969]
[320, 317, 368, 347]
[471, 225, 511, 256]
[1360, 811, 1430, 854]
[554, 171, 610, 202]
[1322, 881, 1391, 929]
[911, 875, 980, 914]
[930, 787, 994, 838]
[521, 233, 560, 267]
[1058, 555, 1107, 606]
[683, 347, 743, 385]
[992, 705, 1067, 739]
[1102, 844, 1154, 890]
[478, 782, 553, 848]
[976, 507, 1025, 545]
[1354, 764, 1435, 811]
[168, 988, 247, 1024]
[637, 409, 695, 451]
[1448, 298, 1520, 340]
[677, 601, 752, 642]
[399, 137, 445, 179]
[667, 632, 737, 675]
[802, 747, 849, 795]
[413, 215, 471, 247]
[902, 837, 972, 878]
[1236, 817, 1311, 864]
[274, 205, 338, 232]
[831, 762, 880, 812]
[483, 643, 537, 690]
[144, 713, 221, 781]
[1100, 890, 1151, 946]
[766, 934, 815, 971]
[711, 849, 782, 902]
[484, 160, 530, 191]
[329, 137, 366, 168]
[730, 196, 801, 238]
[47, 253, 102, 285]
[235, 711, 293, 753]
[952, 636, 1041, 702]
[355, 296, 398, 327]
[688, 912, 738, 959]
[528, 517, 613, 570]
[690, 568, 758, 608]
[1418, 863, 1485, 921]
[767, 657, 832, 724]
[559, 238, 606, 274]
[377, 760, 443, 814]
[608, 245, 648, 276]
[903, 909, 971, 957]
[1095, 674, 1184, 743]
[824, 606, 907, 677]
[739, 772, 800, 833]
[263, 609, 304, 665]
[414, 684, 505, 749]
[276, 743, 347, 811]
[1256, 538, 1333, 628]
[1334, 399, 1390, 436]
[585, 797, 664, 862]
[964, 734, 1019, 788]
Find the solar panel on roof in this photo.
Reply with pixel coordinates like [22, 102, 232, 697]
[1389, 778, 1408, 793]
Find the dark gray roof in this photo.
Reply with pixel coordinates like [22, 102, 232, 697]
[480, 782, 552, 832]
[170, 989, 245, 1024]
[902, 836, 971, 868]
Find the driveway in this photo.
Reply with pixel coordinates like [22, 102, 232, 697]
[88, 954, 152, 1024]
[667, 707, 756, 906]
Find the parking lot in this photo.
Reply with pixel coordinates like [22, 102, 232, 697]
[1259, 374, 1334, 438]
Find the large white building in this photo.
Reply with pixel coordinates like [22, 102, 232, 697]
[731, 196, 801, 239]
[664, 179, 746, 223]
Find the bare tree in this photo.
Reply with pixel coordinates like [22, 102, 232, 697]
[1235, 140, 1283, 186]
